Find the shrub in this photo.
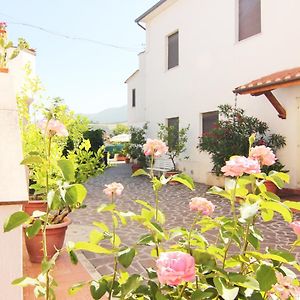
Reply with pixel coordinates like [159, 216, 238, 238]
[83, 129, 105, 153]
[198, 104, 286, 175]
[158, 123, 190, 171]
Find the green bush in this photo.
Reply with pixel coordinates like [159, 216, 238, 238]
[198, 104, 286, 175]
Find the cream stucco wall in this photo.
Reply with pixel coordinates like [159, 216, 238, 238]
[0, 49, 35, 299]
[127, 0, 300, 188]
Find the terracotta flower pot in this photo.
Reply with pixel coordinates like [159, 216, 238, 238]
[264, 181, 279, 194]
[132, 163, 142, 173]
[117, 155, 126, 161]
[165, 171, 180, 185]
[23, 200, 47, 216]
[0, 67, 8, 73]
[24, 217, 72, 263]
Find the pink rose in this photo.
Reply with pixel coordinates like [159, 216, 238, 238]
[249, 145, 276, 166]
[269, 272, 300, 300]
[143, 139, 168, 158]
[189, 197, 215, 216]
[221, 156, 261, 177]
[39, 119, 68, 137]
[103, 182, 124, 197]
[156, 251, 195, 286]
[290, 221, 300, 236]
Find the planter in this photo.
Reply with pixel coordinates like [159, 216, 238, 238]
[165, 171, 180, 185]
[23, 200, 47, 216]
[264, 180, 279, 194]
[117, 155, 126, 161]
[24, 217, 72, 263]
[0, 67, 8, 73]
[132, 163, 142, 174]
[125, 157, 130, 164]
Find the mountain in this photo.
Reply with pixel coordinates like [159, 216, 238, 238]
[83, 105, 127, 124]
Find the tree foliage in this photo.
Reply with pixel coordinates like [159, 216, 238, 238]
[198, 104, 286, 175]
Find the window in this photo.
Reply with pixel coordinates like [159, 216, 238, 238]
[168, 32, 179, 69]
[202, 111, 218, 135]
[238, 0, 261, 41]
[167, 117, 179, 149]
[132, 89, 136, 107]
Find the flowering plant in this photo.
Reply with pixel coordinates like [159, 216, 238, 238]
[0, 22, 29, 68]
[64, 134, 300, 300]
[5, 134, 300, 300]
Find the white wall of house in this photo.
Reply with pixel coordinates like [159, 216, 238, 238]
[127, 0, 300, 188]
[0, 49, 35, 299]
[127, 52, 147, 128]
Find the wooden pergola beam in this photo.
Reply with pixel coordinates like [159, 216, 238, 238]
[252, 91, 286, 119]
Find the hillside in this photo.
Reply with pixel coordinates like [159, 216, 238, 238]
[84, 105, 127, 124]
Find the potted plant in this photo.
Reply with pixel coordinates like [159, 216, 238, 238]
[158, 122, 190, 183]
[127, 123, 148, 173]
[5, 117, 88, 264]
[0, 22, 29, 73]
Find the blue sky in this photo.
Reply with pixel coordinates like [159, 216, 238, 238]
[1, 0, 157, 113]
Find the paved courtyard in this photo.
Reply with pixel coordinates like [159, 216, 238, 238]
[68, 163, 300, 277]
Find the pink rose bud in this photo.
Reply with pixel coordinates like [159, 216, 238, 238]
[189, 197, 215, 216]
[249, 145, 276, 166]
[221, 156, 261, 177]
[103, 182, 124, 197]
[143, 139, 168, 158]
[39, 119, 69, 137]
[156, 251, 195, 286]
[290, 221, 300, 236]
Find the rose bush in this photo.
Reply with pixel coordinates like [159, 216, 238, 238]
[5, 134, 300, 300]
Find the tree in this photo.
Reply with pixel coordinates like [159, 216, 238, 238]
[113, 124, 129, 136]
[158, 123, 190, 171]
[198, 104, 286, 175]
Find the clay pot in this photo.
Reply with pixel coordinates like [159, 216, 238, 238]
[0, 67, 8, 73]
[117, 155, 126, 161]
[23, 200, 47, 216]
[165, 171, 180, 185]
[24, 217, 72, 263]
[132, 163, 142, 173]
[264, 181, 279, 194]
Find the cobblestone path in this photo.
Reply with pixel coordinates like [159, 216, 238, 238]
[68, 164, 300, 276]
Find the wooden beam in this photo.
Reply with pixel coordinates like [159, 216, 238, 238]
[263, 91, 286, 119]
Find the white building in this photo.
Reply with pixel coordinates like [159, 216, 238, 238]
[126, 0, 300, 190]
[0, 45, 36, 299]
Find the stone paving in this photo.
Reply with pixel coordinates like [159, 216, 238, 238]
[68, 163, 300, 276]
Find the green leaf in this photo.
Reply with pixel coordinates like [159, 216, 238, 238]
[208, 186, 232, 200]
[121, 274, 142, 298]
[191, 288, 218, 300]
[69, 250, 78, 265]
[249, 133, 256, 148]
[21, 155, 43, 165]
[90, 280, 107, 300]
[26, 219, 42, 238]
[283, 201, 300, 211]
[74, 242, 111, 254]
[65, 184, 87, 207]
[69, 282, 86, 295]
[93, 221, 109, 232]
[256, 264, 277, 291]
[260, 201, 292, 222]
[137, 234, 154, 245]
[213, 277, 239, 300]
[3, 211, 30, 232]
[170, 173, 195, 190]
[89, 230, 104, 244]
[57, 159, 75, 182]
[12, 276, 37, 287]
[97, 203, 116, 213]
[118, 247, 136, 268]
[261, 209, 274, 222]
[132, 169, 149, 177]
[229, 274, 259, 290]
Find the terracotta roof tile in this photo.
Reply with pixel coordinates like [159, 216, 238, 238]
[234, 66, 300, 94]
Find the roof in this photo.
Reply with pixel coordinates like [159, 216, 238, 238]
[135, 0, 167, 23]
[234, 67, 300, 95]
[124, 69, 139, 83]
